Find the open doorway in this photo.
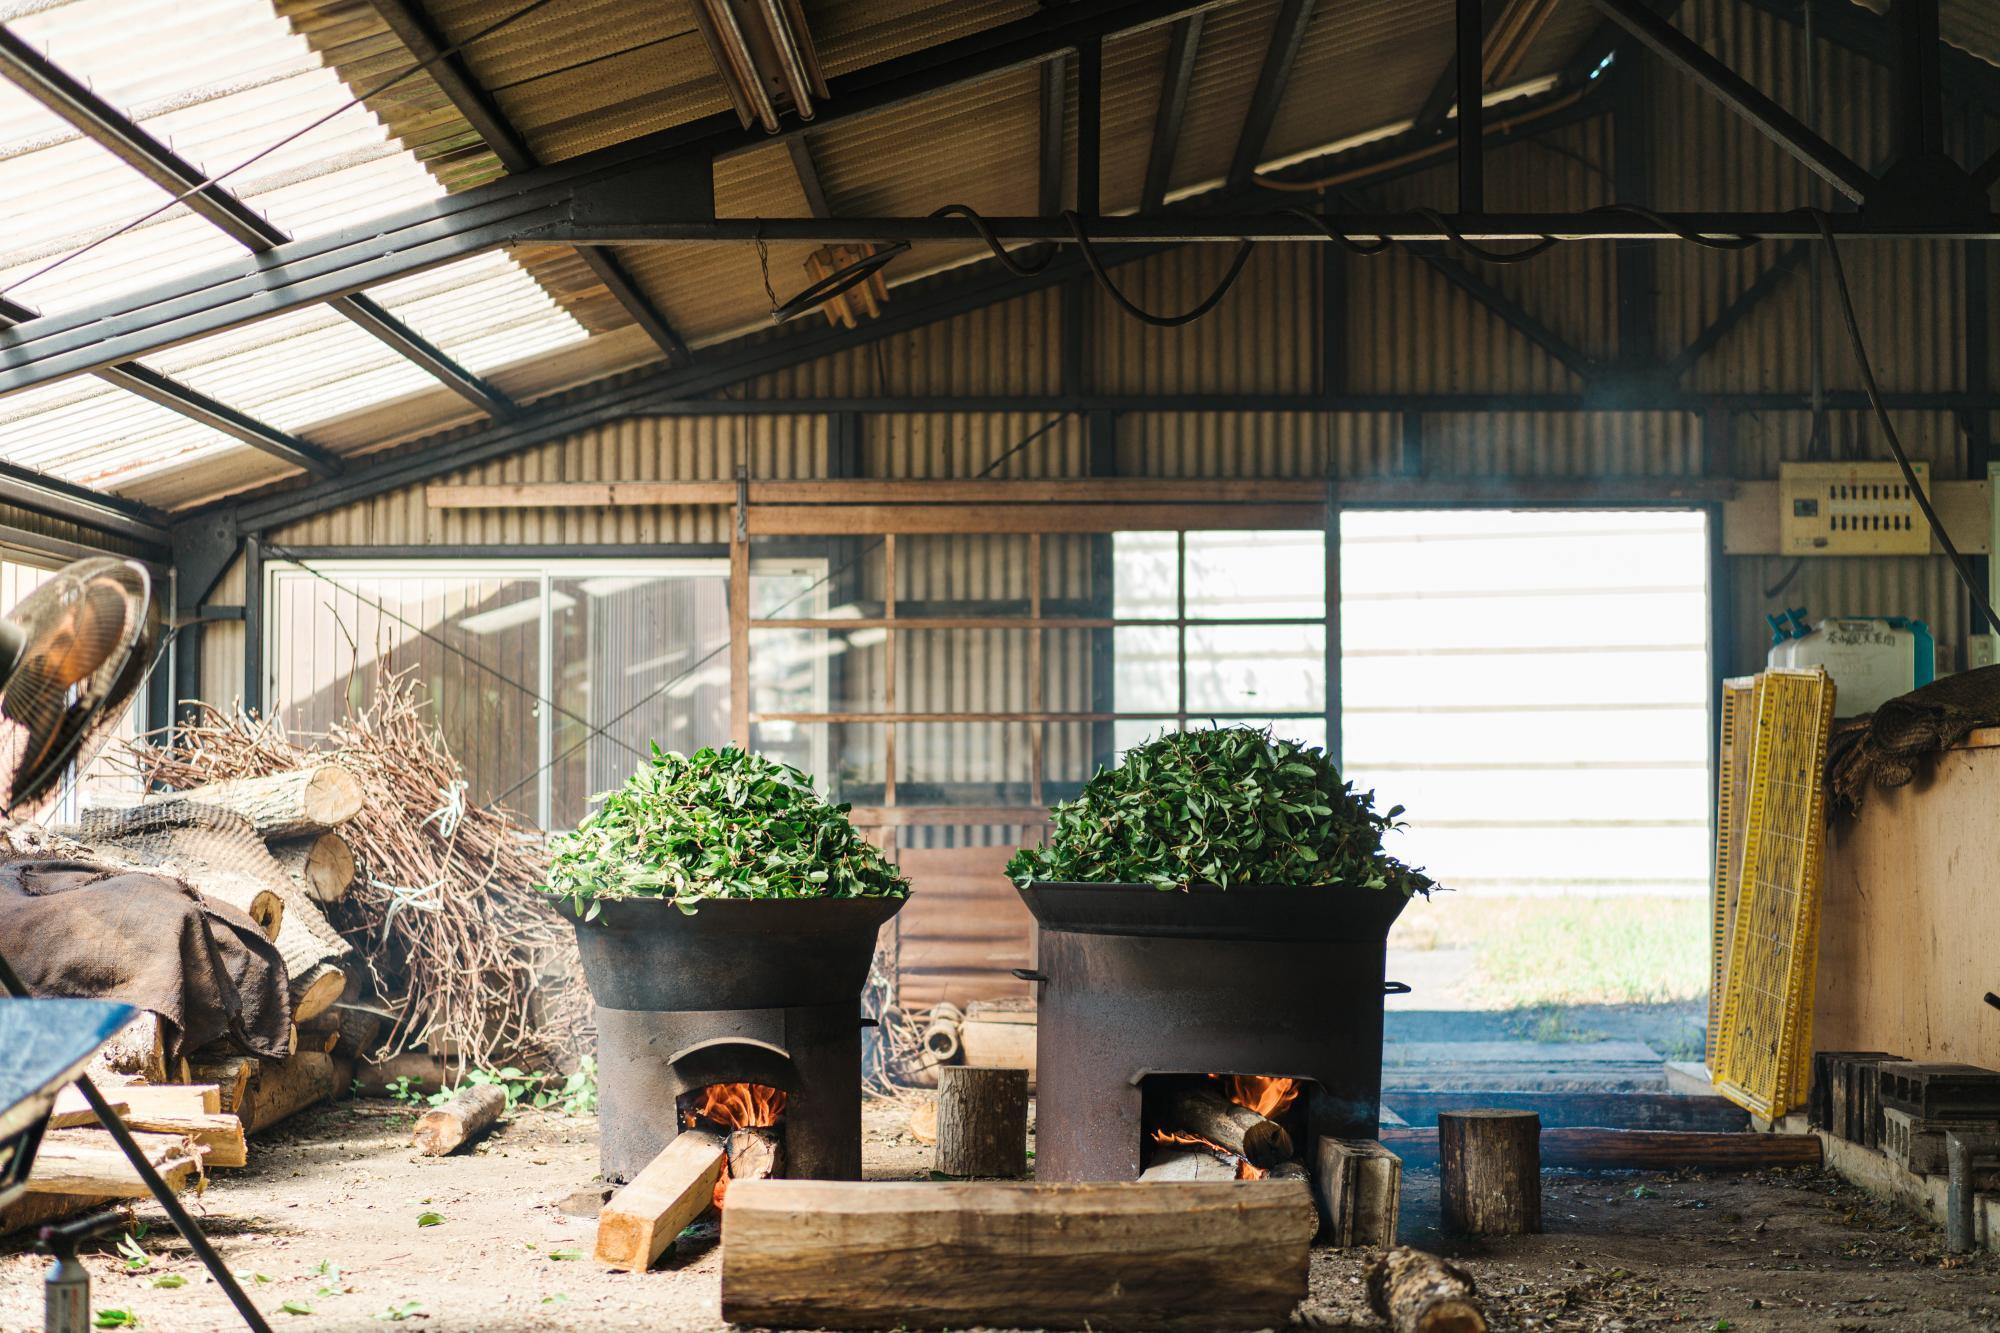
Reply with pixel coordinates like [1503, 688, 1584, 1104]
[1341, 510, 1713, 1088]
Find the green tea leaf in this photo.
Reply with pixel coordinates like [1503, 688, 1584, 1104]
[279, 1300, 314, 1316]
[94, 1311, 138, 1328]
[547, 1248, 583, 1261]
[415, 1212, 444, 1228]
[152, 1275, 187, 1290]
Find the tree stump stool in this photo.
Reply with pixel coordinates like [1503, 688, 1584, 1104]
[1438, 1108, 1541, 1235]
[935, 1065, 1029, 1177]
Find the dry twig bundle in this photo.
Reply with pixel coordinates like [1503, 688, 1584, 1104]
[126, 668, 587, 1069]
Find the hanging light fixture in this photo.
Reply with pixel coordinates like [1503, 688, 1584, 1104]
[692, 0, 829, 133]
[774, 241, 909, 326]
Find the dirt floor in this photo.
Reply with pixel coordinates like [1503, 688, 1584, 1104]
[3, 1098, 1997, 1332]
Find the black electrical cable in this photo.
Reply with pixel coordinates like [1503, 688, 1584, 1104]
[1280, 207, 1395, 256]
[1812, 208, 2000, 633]
[931, 204, 1060, 277]
[1411, 207, 1559, 265]
[1063, 210, 1255, 327]
[1587, 204, 1760, 252]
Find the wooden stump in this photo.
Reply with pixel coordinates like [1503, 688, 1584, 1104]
[935, 1065, 1029, 1178]
[1365, 1246, 1488, 1333]
[1438, 1109, 1541, 1236]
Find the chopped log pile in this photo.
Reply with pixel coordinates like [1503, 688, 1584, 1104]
[122, 669, 585, 1069]
[1142, 1074, 1311, 1184]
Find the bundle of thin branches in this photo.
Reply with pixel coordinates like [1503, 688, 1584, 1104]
[125, 667, 590, 1070]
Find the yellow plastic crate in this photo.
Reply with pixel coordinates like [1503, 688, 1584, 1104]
[1713, 668, 1836, 1120]
[1706, 677, 1757, 1069]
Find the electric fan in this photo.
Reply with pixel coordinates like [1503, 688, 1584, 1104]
[0, 557, 268, 1332]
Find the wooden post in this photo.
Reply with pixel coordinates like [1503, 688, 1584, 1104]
[594, 1130, 729, 1272]
[935, 1065, 1029, 1178]
[412, 1084, 507, 1156]
[1365, 1246, 1488, 1333]
[1438, 1109, 1541, 1236]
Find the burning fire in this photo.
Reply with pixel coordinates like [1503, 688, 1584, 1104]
[1146, 1074, 1300, 1180]
[685, 1082, 787, 1131]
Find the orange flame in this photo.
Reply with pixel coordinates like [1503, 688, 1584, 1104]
[1215, 1074, 1299, 1119]
[686, 1082, 787, 1130]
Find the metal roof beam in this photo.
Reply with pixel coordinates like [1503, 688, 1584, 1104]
[788, 136, 833, 219]
[0, 0, 1236, 395]
[0, 298, 341, 479]
[1228, 0, 1317, 188]
[1588, 0, 1876, 202]
[364, 0, 693, 366]
[0, 453, 171, 547]
[0, 22, 515, 414]
[1142, 15, 1204, 212]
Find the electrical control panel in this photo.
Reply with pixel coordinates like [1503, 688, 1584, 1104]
[1778, 461, 1931, 556]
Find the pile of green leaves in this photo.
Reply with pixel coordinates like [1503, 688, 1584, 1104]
[544, 744, 908, 914]
[1006, 726, 1433, 897]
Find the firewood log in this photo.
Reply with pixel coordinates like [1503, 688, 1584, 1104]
[146, 765, 363, 838]
[593, 1130, 728, 1272]
[47, 1088, 128, 1129]
[412, 1084, 507, 1156]
[725, 1127, 783, 1182]
[270, 889, 349, 1023]
[0, 1192, 123, 1237]
[333, 1006, 383, 1062]
[1316, 1137, 1403, 1248]
[188, 869, 284, 941]
[111, 1085, 222, 1117]
[1439, 1110, 1541, 1236]
[1366, 1247, 1487, 1333]
[26, 1130, 202, 1198]
[721, 1179, 1319, 1332]
[242, 1052, 341, 1135]
[188, 1055, 257, 1115]
[90, 1012, 167, 1084]
[269, 832, 357, 905]
[922, 1001, 964, 1063]
[113, 1112, 248, 1169]
[1162, 1085, 1293, 1169]
[1138, 1147, 1237, 1181]
[935, 1065, 1029, 1178]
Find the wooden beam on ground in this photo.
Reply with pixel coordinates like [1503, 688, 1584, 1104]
[721, 1179, 1319, 1332]
[593, 1129, 728, 1272]
[1381, 1090, 1751, 1132]
[1382, 1125, 1823, 1171]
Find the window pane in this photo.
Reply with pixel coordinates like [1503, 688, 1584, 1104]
[895, 535, 1037, 617]
[1111, 531, 1178, 619]
[1184, 530, 1324, 619]
[897, 722, 1034, 805]
[897, 629, 1034, 714]
[550, 571, 731, 827]
[270, 569, 543, 818]
[1185, 624, 1326, 713]
[1109, 626, 1177, 713]
[749, 627, 887, 715]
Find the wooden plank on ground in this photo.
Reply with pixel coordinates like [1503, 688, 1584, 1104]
[1381, 1090, 1750, 1132]
[721, 1179, 1318, 1332]
[26, 1130, 201, 1198]
[1381, 1125, 1822, 1171]
[115, 1113, 248, 1169]
[594, 1130, 728, 1272]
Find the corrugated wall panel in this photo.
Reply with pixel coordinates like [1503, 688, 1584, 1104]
[201, 553, 247, 707]
[1423, 411, 1703, 478]
[1728, 556, 1970, 678]
[1092, 245, 1319, 395]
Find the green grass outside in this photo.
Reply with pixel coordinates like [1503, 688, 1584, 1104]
[1390, 894, 1710, 1010]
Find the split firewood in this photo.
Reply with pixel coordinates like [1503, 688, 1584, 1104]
[935, 1065, 1029, 1178]
[725, 1127, 783, 1183]
[26, 1130, 203, 1198]
[593, 1129, 729, 1272]
[47, 1088, 128, 1129]
[1138, 1147, 1237, 1181]
[146, 765, 364, 838]
[269, 832, 357, 905]
[114, 1112, 248, 1169]
[1365, 1246, 1487, 1333]
[1316, 1137, 1403, 1248]
[1162, 1086, 1293, 1169]
[412, 1084, 508, 1156]
[721, 1179, 1319, 1332]
[113, 1085, 223, 1117]
[922, 1001, 964, 1063]
[188, 1055, 258, 1115]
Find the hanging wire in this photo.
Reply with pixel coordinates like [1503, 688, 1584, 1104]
[1063, 210, 1256, 327]
[1585, 204, 1759, 252]
[1812, 208, 2000, 633]
[0, 0, 566, 302]
[1409, 207, 1559, 264]
[930, 204, 1059, 276]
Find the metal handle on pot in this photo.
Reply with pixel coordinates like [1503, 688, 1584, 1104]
[1382, 981, 1411, 995]
[1011, 968, 1050, 983]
